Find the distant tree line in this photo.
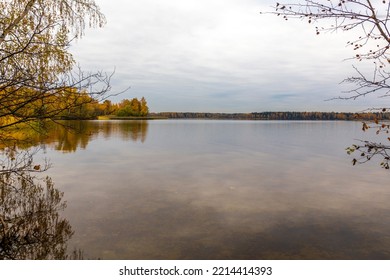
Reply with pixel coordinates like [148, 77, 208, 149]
[150, 111, 390, 121]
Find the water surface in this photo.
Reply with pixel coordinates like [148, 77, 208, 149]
[33, 120, 390, 259]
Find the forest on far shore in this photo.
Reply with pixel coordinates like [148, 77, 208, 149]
[150, 111, 390, 121]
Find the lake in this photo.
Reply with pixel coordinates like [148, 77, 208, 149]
[4, 120, 390, 259]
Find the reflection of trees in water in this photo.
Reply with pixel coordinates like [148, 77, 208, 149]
[0, 150, 73, 259]
[51, 121, 149, 151]
[117, 121, 148, 143]
[1, 120, 149, 153]
[51, 121, 92, 153]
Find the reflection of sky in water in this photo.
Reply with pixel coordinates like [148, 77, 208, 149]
[41, 120, 390, 259]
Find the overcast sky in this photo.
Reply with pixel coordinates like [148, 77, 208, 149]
[71, 0, 385, 113]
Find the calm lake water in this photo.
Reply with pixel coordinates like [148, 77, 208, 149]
[22, 120, 390, 259]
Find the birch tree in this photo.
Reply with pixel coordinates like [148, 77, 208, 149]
[0, 0, 111, 131]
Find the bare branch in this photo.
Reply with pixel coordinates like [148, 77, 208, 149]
[266, 1, 390, 169]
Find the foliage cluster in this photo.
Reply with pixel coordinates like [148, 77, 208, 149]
[115, 97, 149, 117]
[0, 85, 150, 121]
[0, 0, 110, 131]
[59, 96, 149, 119]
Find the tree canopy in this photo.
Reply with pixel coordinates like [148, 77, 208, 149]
[0, 0, 111, 131]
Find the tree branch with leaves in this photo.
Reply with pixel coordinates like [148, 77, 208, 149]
[0, 0, 112, 132]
